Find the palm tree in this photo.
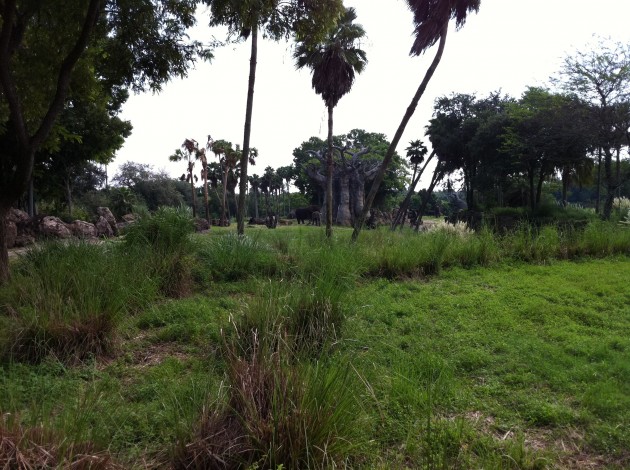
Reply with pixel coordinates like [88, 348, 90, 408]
[391, 140, 434, 231]
[210, 139, 234, 226]
[205, 0, 343, 236]
[294, 7, 367, 238]
[352, 0, 481, 241]
[170, 139, 200, 217]
[249, 174, 261, 219]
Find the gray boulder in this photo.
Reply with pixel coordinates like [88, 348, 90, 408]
[95, 216, 114, 237]
[39, 216, 72, 239]
[71, 220, 97, 239]
[96, 207, 118, 235]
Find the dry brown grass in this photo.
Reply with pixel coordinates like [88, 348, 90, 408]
[0, 421, 122, 469]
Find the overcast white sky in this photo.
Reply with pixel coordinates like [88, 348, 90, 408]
[112, 0, 630, 186]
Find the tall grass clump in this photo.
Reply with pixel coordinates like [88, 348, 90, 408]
[234, 277, 348, 358]
[122, 206, 196, 297]
[578, 220, 630, 257]
[0, 242, 157, 363]
[503, 223, 560, 263]
[196, 232, 279, 282]
[0, 419, 121, 469]
[361, 229, 452, 278]
[174, 334, 366, 469]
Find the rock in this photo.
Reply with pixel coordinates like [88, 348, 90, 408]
[8, 208, 29, 224]
[95, 216, 114, 237]
[70, 220, 97, 239]
[96, 207, 118, 235]
[14, 235, 35, 247]
[39, 216, 72, 239]
[121, 213, 137, 223]
[6, 221, 17, 248]
[194, 218, 210, 232]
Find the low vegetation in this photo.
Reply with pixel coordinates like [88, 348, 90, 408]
[1, 213, 629, 468]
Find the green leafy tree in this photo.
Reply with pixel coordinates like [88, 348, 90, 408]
[352, 0, 481, 241]
[204, 0, 343, 235]
[294, 6, 367, 237]
[0, 0, 210, 283]
[554, 37, 630, 219]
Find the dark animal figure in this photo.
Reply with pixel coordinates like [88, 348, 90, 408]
[266, 214, 277, 229]
[311, 211, 321, 226]
[295, 205, 319, 224]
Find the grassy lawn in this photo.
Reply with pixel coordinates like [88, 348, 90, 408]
[1, 221, 629, 468]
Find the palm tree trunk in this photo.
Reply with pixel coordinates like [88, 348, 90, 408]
[352, 23, 448, 242]
[326, 103, 334, 237]
[237, 22, 258, 235]
[415, 164, 443, 230]
[392, 150, 435, 231]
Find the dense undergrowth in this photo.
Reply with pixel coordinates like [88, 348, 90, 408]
[1, 211, 629, 468]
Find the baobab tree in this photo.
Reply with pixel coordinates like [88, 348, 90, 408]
[352, 0, 481, 241]
[294, 6, 367, 237]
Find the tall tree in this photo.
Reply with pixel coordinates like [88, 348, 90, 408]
[170, 139, 201, 217]
[352, 0, 481, 241]
[205, 0, 343, 235]
[294, 6, 367, 237]
[554, 38, 630, 219]
[0, 0, 210, 283]
[391, 140, 433, 231]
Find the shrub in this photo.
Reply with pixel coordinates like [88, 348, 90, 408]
[122, 206, 196, 297]
[174, 338, 364, 469]
[0, 420, 121, 469]
[196, 232, 279, 282]
[0, 242, 157, 363]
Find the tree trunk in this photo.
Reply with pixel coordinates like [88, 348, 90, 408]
[237, 22, 258, 235]
[221, 173, 228, 225]
[535, 166, 545, 209]
[65, 175, 73, 217]
[392, 151, 436, 231]
[352, 23, 448, 242]
[253, 188, 259, 219]
[561, 166, 569, 207]
[603, 146, 614, 220]
[415, 165, 443, 230]
[528, 165, 536, 211]
[203, 175, 210, 222]
[336, 174, 352, 226]
[0, 204, 10, 284]
[326, 104, 334, 237]
[595, 147, 602, 214]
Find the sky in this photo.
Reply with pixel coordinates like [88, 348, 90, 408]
[112, 0, 630, 186]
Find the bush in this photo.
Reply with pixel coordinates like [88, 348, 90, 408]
[122, 206, 196, 297]
[0, 420, 121, 469]
[196, 232, 279, 282]
[0, 242, 157, 363]
[174, 340, 364, 469]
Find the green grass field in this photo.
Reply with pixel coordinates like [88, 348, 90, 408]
[1, 220, 629, 468]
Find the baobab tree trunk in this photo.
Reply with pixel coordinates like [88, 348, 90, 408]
[352, 23, 448, 242]
[237, 22, 258, 235]
[326, 104, 334, 237]
[336, 174, 352, 226]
